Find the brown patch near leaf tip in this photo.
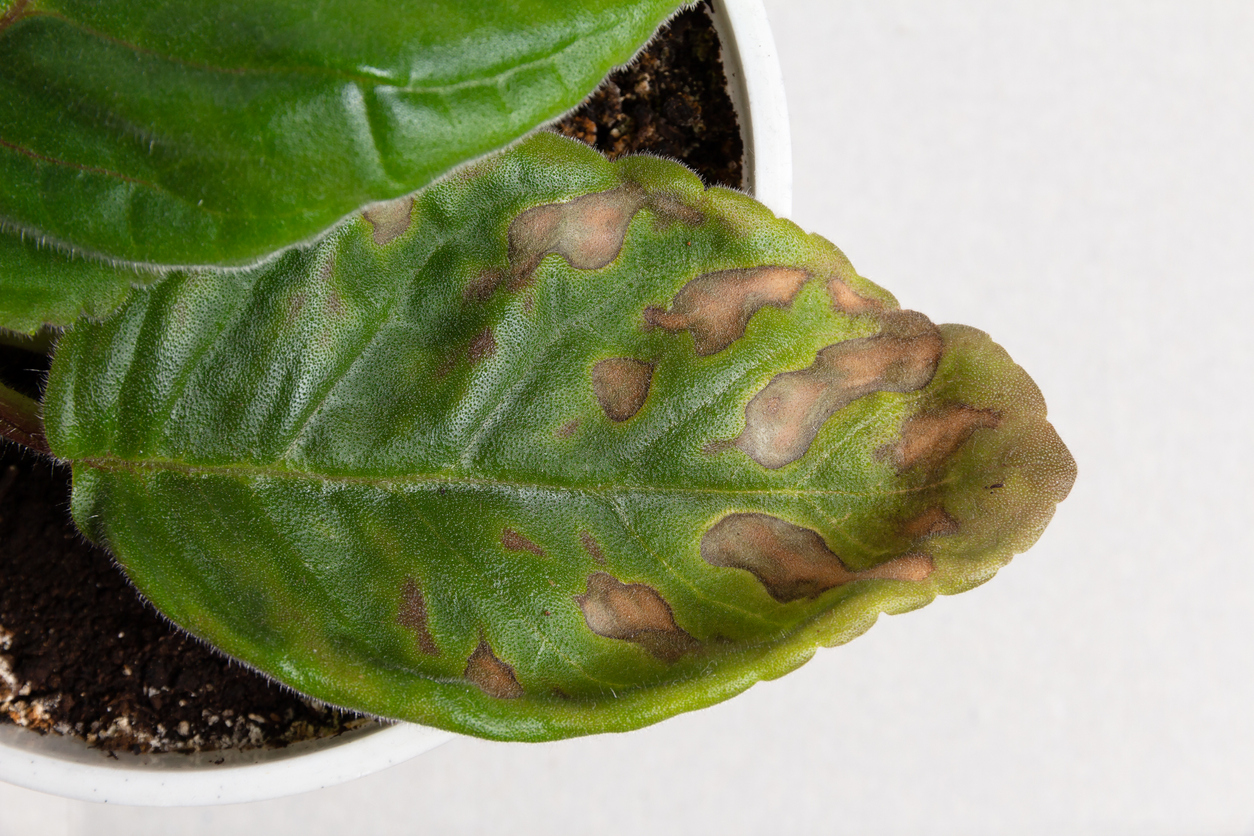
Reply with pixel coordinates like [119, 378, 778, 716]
[901, 506, 960, 540]
[643, 266, 810, 356]
[464, 639, 524, 699]
[501, 528, 545, 557]
[827, 277, 884, 314]
[555, 419, 580, 439]
[701, 513, 934, 602]
[884, 404, 1002, 473]
[592, 358, 653, 422]
[575, 573, 697, 662]
[579, 531, 608, 565]
[362, 195, 413, 246]
[735, 310, 944, 469]
[396, 577, 439, 656]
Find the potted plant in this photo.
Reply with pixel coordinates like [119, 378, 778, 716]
[0, 0, 795, 803]
[0, 0, 1073, 806]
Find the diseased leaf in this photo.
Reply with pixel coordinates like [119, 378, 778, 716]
[0, 0, 684, 268]
[44, 133, 1075, 741]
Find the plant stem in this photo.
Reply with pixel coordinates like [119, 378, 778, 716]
[0, 380, 49, 455]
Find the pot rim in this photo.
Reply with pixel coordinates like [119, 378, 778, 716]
[0, 0, 792, 806]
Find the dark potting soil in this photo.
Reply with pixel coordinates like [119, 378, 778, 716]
[553, 1, 743, 190]
[0, 3, 742, 754]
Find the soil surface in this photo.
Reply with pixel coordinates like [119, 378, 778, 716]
[0, 2, 742, 754]
[553, 1, 743, 189]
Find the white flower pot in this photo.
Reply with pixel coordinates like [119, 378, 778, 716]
[0, 0, 791, 806]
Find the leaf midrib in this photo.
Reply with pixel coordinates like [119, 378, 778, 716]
[71, 452, 942, 499]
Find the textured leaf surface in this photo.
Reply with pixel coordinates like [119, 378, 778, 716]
[45, 133, 1075, 741]
[0, 0, 683, 267]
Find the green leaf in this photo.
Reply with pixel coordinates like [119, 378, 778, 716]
[44, 133, 1075, 741]
[0, 0, 684, 268]
[0, 228, 162, 333]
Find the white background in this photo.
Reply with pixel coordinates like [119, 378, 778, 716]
[4, 1, 1253, 832]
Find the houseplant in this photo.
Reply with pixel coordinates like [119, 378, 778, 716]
[0, 0, 1072, 803]
[1, 0, 798, 803]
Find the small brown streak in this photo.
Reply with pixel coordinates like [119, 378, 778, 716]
[285, 292, 307, 323]
[591, 357, 653, 422]
[886, 404, 1003, 473]
[901, 506, 959, 541]
[463, 268, 505, 302]
[501, 528, 545, 557]
[579, 531, 608, 565]
[644, 266, 810, 356]
[701, 513, 934, 603]
[323, 289, 344, 320]
[555, 419, 580, 439]
[575, 573, 697, 662]
[0, 136, 156, 189]
[468, 328, 496, 365]
[396, 578, 439, 657]
[464, 639, 524, 699]
[506, 259, 540, 293]
[361, 195, 413, 245]
[434, 352, 457, 381]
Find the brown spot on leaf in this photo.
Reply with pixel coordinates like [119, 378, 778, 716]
[555, 419, 580, 439]
[508, 187, 647, 286]
[464, 268, 505, 302]
[284, 292, 308, 328]
[592, 358, 653, 422]
[643, 266, 810, 355]
[647, 193, 706, 228]
[884, 404, 1002, 473]
[464, 639, 524, 699]
[324, 289, 344, 320]
[579, 531, 608, 565]
[362, 195, 413, 246]
[396, 578, 438, 657]
[507, 186, 704, 288]
[501, 528, 545, 557]
[827, 276, 884, 314]
[701, 513, 934, 602]
[901, 506, 960, 540]
[735, 310, 944, 469]
[575, 573, 697, 662]
[468, 328, 497, 365]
